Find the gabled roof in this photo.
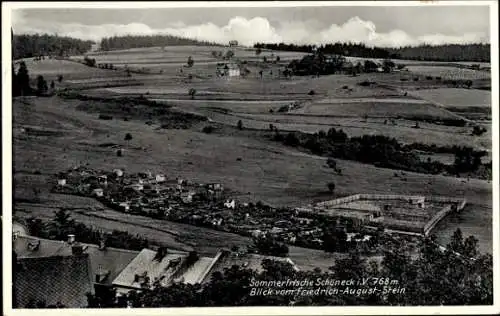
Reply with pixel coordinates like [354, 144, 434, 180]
[14, 254, 93, 308]
[112, 249, 216, 290]
[14, 235, 139, 285]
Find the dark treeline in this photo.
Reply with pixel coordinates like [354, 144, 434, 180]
[13, 33, 94, 60]
[272, 128, 490, 179]
[100, 35, 222, 51]
[387, 44, 490, 62]
[255, 42, 396, 59]
[254, 42, 490, 62]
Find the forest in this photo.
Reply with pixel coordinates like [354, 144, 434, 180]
[12, 33, 94, 59]
[254, 42, 491, 62]
[100, 35, 222, 51]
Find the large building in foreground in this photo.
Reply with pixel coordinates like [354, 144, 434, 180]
[12, 234, 299, 307]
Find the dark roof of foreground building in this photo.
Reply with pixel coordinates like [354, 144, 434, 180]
[14, 254, 93, 308]
[13, 235, 139, 285]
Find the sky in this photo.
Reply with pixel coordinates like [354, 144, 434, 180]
[10, 5, 491, 47]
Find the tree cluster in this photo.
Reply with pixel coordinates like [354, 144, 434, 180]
[13, 33, 94, 59]
[251, 235, 289, 257]
[12, 61, 32, 96]
[254, 42, 490, 62]
[25, 209, 150, 251]
[272, 127, 489, 178]
[100, 35, 221, 51]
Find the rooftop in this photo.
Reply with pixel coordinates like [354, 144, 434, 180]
[14, 235, 139, 285]
[14, 254, 93, 308]
[112, 249, 216, 290]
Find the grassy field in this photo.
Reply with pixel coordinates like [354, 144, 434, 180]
[16, 58, 126, 82]
[410, 88, 492, 108]
[406, 65, 491, 80]
[293, 98, 459, 120]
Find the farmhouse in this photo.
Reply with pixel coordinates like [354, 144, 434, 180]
[216, 63, 240, 77]
[155, 174, 166, 183]
[119, 202, 130, 212]
[113, 169, 124, 177]
[92, 188, 104, 197]
[224, 199, 236, 209]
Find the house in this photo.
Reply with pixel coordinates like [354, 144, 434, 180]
[181, 191, 195, 204]
[229, 40, 238, 47]
[155, 174, 166, 183]
[57, 178, 67, 186]
[251, 229, 264, 238]
[113, 169, 124, 177]
[13, 253, 93, 308]
[119, 202, 130, 212]
[211, 218, 223, 226]
[13, 235, 139, 308]
[112, 249, 217, 295]
[216, 63, 240, 77]
[93, 188, 104, 197]
[207, 183, 223, 191]
[224, 199, 236, 209]
[98, 175, 108, 186]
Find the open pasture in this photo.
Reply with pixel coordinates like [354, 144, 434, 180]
[409, 88, 492, 108]
[406, 65, 491, 80]
[205, 111, 490, 150]
[16, 58, 125, 82]
[294, 98, 459, 120]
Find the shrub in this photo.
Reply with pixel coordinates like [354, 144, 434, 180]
[327, 182, 335, 193]
[308, 90, 316, 95]
[358, 80, 372, 86]
[277, 105, 289, 112]
[284, 132, 300, 147]
[237, 120, 243, 130]
[327, 157, 337, 169]
[426, 76, 433, 80]
[342, 85, 349, 89]
[116, 149, 123, 157]
[188, 88, 196, 99]
[413, 77, 419, 81]
[472, 125, 487, 136]
[202, 126, 214, 134]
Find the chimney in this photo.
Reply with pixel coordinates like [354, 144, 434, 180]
[72, 244, 84, 255]
[68, 234, 75, 244]
[99, 239, 107, 250]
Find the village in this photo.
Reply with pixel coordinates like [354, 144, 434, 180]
[51, 166, 384, 252]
